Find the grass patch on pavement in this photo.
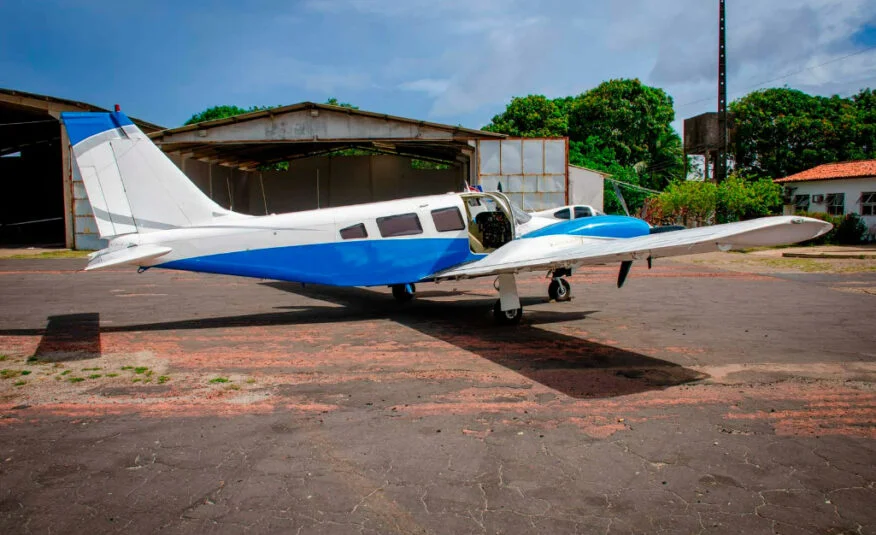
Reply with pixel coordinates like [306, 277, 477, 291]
[209, 377, 230, 384]
[8, 250, 90, 259]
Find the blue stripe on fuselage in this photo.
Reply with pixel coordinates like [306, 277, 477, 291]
[523, 215, 651, 239]
[158, 237, 484, 286]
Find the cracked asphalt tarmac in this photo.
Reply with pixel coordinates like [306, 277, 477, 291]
[0, 258, 874, 534]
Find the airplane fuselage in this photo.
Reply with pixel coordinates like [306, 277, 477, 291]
[117, 192, 649, 286]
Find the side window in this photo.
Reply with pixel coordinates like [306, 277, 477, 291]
[431, 207, 465, 232]
[340, 223, 368, 240]
[574, 206, 592, 218]
[861, 192, 876, 216]
[554, 208, 571, 220]
[826, 193, 845, 216]
[793, 194, 810, 212]
[377, 213, 423, 237]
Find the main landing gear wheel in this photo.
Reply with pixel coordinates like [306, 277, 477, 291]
[548, 278, 571, 302]
[493, 300, 522, 325]
[391, 283, 416, 303]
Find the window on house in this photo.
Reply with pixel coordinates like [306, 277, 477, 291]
[377, 213, 423, 237]
[825, 193, 845, 216]
[431, 207, 465, 232]
[574, 206, 593, 218]
[553, 208, 571, 220]
[861, 192, 876, 216]
[793, 194, 810, 212]
[340, 223, 368, 240]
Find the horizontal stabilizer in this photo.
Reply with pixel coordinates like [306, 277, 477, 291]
[85, 244, 172, 271]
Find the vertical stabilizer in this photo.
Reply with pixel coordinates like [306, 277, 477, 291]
[60, 111, 230, 238]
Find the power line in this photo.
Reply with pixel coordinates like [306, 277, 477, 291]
[677, 44, 876, 109]
[604, 177, 662, 194]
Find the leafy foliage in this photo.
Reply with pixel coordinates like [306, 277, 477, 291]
[483, 80, 684, 213]
[730, 88, 876, 178]
[184, 105, 273, 125]
[569, 79, 682, 191]
[834, 213, 869, 245]
[325, 98, 359, 109]
[482, 95, 569, 137]
[644, 174, 782, 226]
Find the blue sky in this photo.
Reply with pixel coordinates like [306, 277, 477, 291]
[2, 0, 875, 132]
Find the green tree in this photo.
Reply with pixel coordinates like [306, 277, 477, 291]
[482, 95, 569, 137]
[568, 79, 682, 190]
[729, 87, 872, 178]
[184, 105, 273, 125]
[325, 98, 358, 109]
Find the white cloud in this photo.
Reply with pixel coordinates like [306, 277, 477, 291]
[398, 78, 450, 97]
[305, 0, 876, 124]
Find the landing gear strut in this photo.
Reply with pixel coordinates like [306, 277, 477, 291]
[493, 273, 522, 325]
[548, 268, 572, 302]
[391, 283, 416, 302]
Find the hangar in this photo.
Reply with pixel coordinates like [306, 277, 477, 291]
[0, 89, 162, 248]
[3, 93, 598, 250]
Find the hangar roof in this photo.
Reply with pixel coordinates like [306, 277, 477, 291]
[149, 102, 506, 170]
[0, 88, 164, 156]
[0, 88, 164, 132]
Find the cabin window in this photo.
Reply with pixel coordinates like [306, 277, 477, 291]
[377, 213, 423, 237]
[431, 207, 465, 232]
[574, 206, 592, 218]
[826, 193, 845, 216]
[553, 208, 571, 220]
[340, 223, 368, 240]
[861, 192, 876, 216]
[793, 194, 810, 212]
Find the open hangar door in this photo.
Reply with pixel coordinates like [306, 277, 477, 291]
[0, 101, 65, 246]
[151, 102, 505, 218]
[0, 89, 164, 250]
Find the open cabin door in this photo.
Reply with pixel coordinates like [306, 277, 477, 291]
[460, 192, 516, 253]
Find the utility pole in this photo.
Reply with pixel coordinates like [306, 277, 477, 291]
[716, 0, 728, 183]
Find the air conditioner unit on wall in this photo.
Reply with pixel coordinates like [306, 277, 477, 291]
[812, 194, 824, 203]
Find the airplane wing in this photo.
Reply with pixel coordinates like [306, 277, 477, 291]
[85, 244, 173, 271]
[435, 216, 831, 280]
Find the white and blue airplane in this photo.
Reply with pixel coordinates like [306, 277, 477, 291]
[60, 111, 832, 324]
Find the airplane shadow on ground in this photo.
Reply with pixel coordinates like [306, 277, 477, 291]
[0, 285, 707, 398]
[260, 282, 708, 399]
[30, 313, 102, 362]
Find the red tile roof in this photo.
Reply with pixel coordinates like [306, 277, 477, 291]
[774, 160, 876, 183]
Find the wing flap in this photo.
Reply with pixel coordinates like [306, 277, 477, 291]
[436, 216, 832, 279]
[85, 244, 172, 271]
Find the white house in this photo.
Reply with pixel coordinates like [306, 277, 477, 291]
[775, 160, 876, 238]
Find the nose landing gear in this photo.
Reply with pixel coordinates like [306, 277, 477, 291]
[548, 278, 571, 301]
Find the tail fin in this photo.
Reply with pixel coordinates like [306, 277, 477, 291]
[60, 111, 230, 238]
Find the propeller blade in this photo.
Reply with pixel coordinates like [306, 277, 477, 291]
[647, 256, 652, 270]
[618, 260, 633, 288]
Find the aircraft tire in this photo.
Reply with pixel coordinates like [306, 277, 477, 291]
[391, 283, 416, 302]
[493, 300, 522, 325]
[548, 279, 572, 302]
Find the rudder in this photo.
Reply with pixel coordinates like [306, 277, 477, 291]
[61, 111, 230, 238]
